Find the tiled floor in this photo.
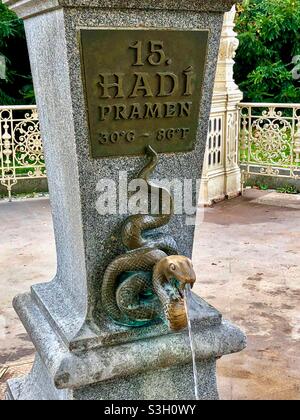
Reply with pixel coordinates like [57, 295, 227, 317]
[0, 190, 299, 400]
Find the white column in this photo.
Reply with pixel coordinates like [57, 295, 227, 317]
[200, 6, 243, 205]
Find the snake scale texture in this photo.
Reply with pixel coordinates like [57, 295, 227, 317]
[101, 146, 196, 331]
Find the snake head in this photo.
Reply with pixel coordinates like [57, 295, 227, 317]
[153, 255, 196, 331]
[165, 256, 196, 296]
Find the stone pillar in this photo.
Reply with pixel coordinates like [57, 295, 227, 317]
[200, 6, 243, 206]
[5, 0, 245, 400]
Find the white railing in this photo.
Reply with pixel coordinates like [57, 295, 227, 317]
[200, 96, 242, 206]
[1, 102, 300, 202]
[0, 105, 46, 200]
[239, 103, 300, 184]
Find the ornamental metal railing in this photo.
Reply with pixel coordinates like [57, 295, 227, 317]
[239, 103, 300, 185]
[1, 103, 300, 201]
[0, 106, 46, 200]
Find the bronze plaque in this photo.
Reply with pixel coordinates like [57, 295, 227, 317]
[80, 28, 209, 158]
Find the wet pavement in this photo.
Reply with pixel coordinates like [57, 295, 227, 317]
[0, 198, 56, 399]
[0, 190, 299, 400]
[193, 189, 300, 400]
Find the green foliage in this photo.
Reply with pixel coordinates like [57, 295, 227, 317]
[276, 184, 298, 194]
[1, 0, 300, 105]
[0, 3, 34, 104]
[235, 0, 300, 103]
[258, 183, 269, 191]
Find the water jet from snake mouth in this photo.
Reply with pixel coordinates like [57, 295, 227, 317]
[184, 284, 200, 401]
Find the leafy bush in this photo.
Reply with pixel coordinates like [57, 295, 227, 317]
[234, 0, 300, 103]
[1, 1, 300, 105]
[276, 184, 298, 194]
[258, 183, 269, 191]
[0, 3, 34, 104]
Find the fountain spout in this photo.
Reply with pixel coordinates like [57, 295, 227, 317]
[151, 254, 196, 332]
[184, 284, 200, 400]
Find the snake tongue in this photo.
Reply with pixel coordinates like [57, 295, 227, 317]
[178, 288, 184, 298]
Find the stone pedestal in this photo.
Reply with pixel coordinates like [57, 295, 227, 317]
[5, 0, 245, 400]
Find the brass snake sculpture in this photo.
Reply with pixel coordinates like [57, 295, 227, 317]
[101, 146, 196, 331]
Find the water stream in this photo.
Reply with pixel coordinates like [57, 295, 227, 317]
[184, 284, 200, 401]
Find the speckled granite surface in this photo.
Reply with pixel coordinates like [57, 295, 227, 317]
[21, 5, 225, 346]
[4, 0, 238, 19]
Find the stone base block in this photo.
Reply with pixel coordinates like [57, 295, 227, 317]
[7, 355, 219, 400]
[6, 291, 246, 401]
[6, 355, 70, 401]
[200, 167, 241, 206]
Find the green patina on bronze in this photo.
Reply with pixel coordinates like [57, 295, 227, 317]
[101, 146, 196, 331]
[80, 28, 209, 158]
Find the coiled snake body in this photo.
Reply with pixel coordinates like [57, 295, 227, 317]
[101, 147, 196, 331]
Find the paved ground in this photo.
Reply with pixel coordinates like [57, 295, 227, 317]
[0, 190, 299, 400]
[193, 189, 300, 400]
[0, 198, 56, 399]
